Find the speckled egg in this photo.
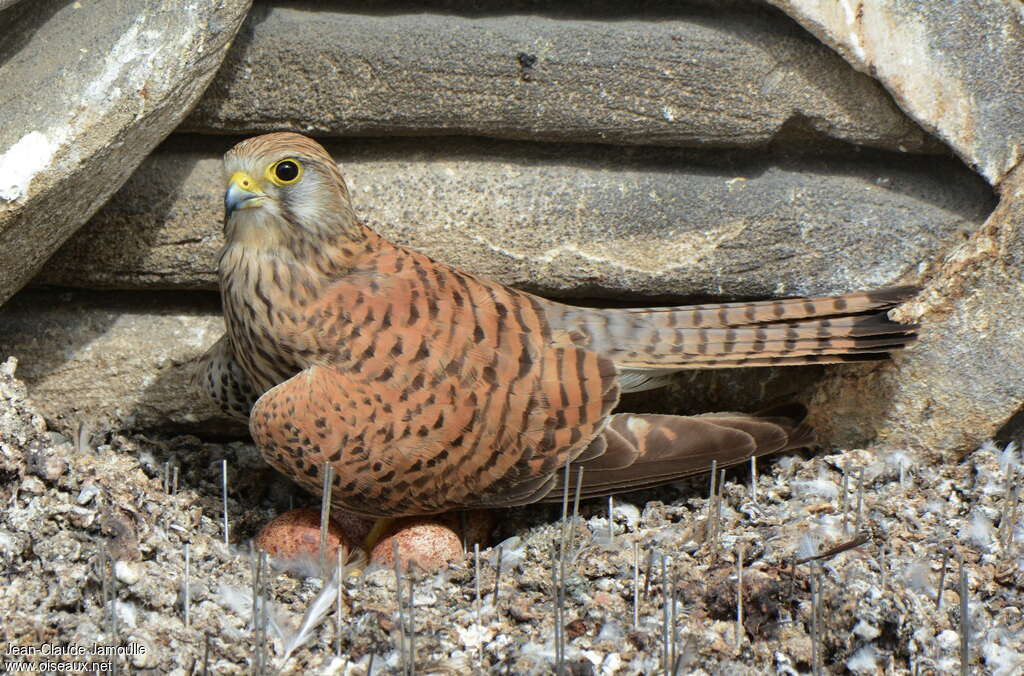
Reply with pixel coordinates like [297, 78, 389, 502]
[255, 508, 357, 562]
[370, 517, 464, 571]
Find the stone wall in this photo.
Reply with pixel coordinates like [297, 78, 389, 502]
[2, 0, 1022, 460]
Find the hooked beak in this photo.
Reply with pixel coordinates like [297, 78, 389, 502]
[224, 171, 266, 219]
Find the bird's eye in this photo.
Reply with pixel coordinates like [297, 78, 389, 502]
[268, 159, 302, 185]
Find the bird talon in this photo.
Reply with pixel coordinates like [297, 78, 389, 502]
[337, 547, 369, 578]
[362, 517, 394, 555]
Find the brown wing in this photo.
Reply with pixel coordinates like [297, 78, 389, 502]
[543, 405, 812, 501]
[249, 245, 619, 517]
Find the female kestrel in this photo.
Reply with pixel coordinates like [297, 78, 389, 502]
[198, 133, 916, 518]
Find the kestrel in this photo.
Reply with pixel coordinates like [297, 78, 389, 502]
[198, 132, 917, 519]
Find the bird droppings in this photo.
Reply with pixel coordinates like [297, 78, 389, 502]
[846, 643, 881, 673]
[791, 478, 840, 501]
[114, 559, 143, 586]
[1, 359, 1023, 673]
[0, 131, 61, 203]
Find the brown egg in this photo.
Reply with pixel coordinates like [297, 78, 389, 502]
[370, 517, 464, 571]
[255, 508, 362, 562]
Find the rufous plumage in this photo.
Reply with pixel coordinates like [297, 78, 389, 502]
[197, 132, 917, 518]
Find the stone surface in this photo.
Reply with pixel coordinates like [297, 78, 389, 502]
[0, 0, 251, 306]
[808, 166, 1024, 459]
[182, 3, 937, 153]
[0, 358, 48, 451]
[38, 136, 994, 299]
[0, 290, 241, 436]
[767, 0, 1024, 185]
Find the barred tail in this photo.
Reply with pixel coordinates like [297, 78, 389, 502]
[548, 286, 918, 372]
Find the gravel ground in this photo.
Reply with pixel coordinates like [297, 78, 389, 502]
[1, 355, 1022, 675]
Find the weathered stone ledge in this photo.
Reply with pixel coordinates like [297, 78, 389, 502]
[0, 0, 251, 306]
[768, 0, 1024, 185]
[182, 3, 937, 153]
[808, 166, 1024, 460]
[0, 290, 241, 436]
[37, 135, 994, 300]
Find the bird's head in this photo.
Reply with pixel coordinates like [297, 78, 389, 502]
[222, 132, 359, 248]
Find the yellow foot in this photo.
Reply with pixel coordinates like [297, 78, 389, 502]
[363, 517, 395, 551]
[349, 517, 395, 575]
[344, 549, 369, 577]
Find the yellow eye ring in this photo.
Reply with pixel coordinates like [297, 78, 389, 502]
[267, 158, 303, 186]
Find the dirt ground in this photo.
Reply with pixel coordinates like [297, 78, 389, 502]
[1, 356, 1022, 675]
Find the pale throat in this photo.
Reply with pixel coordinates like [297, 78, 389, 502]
[223, 203, 286, 249]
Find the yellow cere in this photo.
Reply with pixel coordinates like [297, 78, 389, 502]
[229, 171, 261, 193]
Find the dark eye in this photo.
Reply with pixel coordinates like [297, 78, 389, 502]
[268, 158, 303, 186]
[275, 160, 299, 182]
